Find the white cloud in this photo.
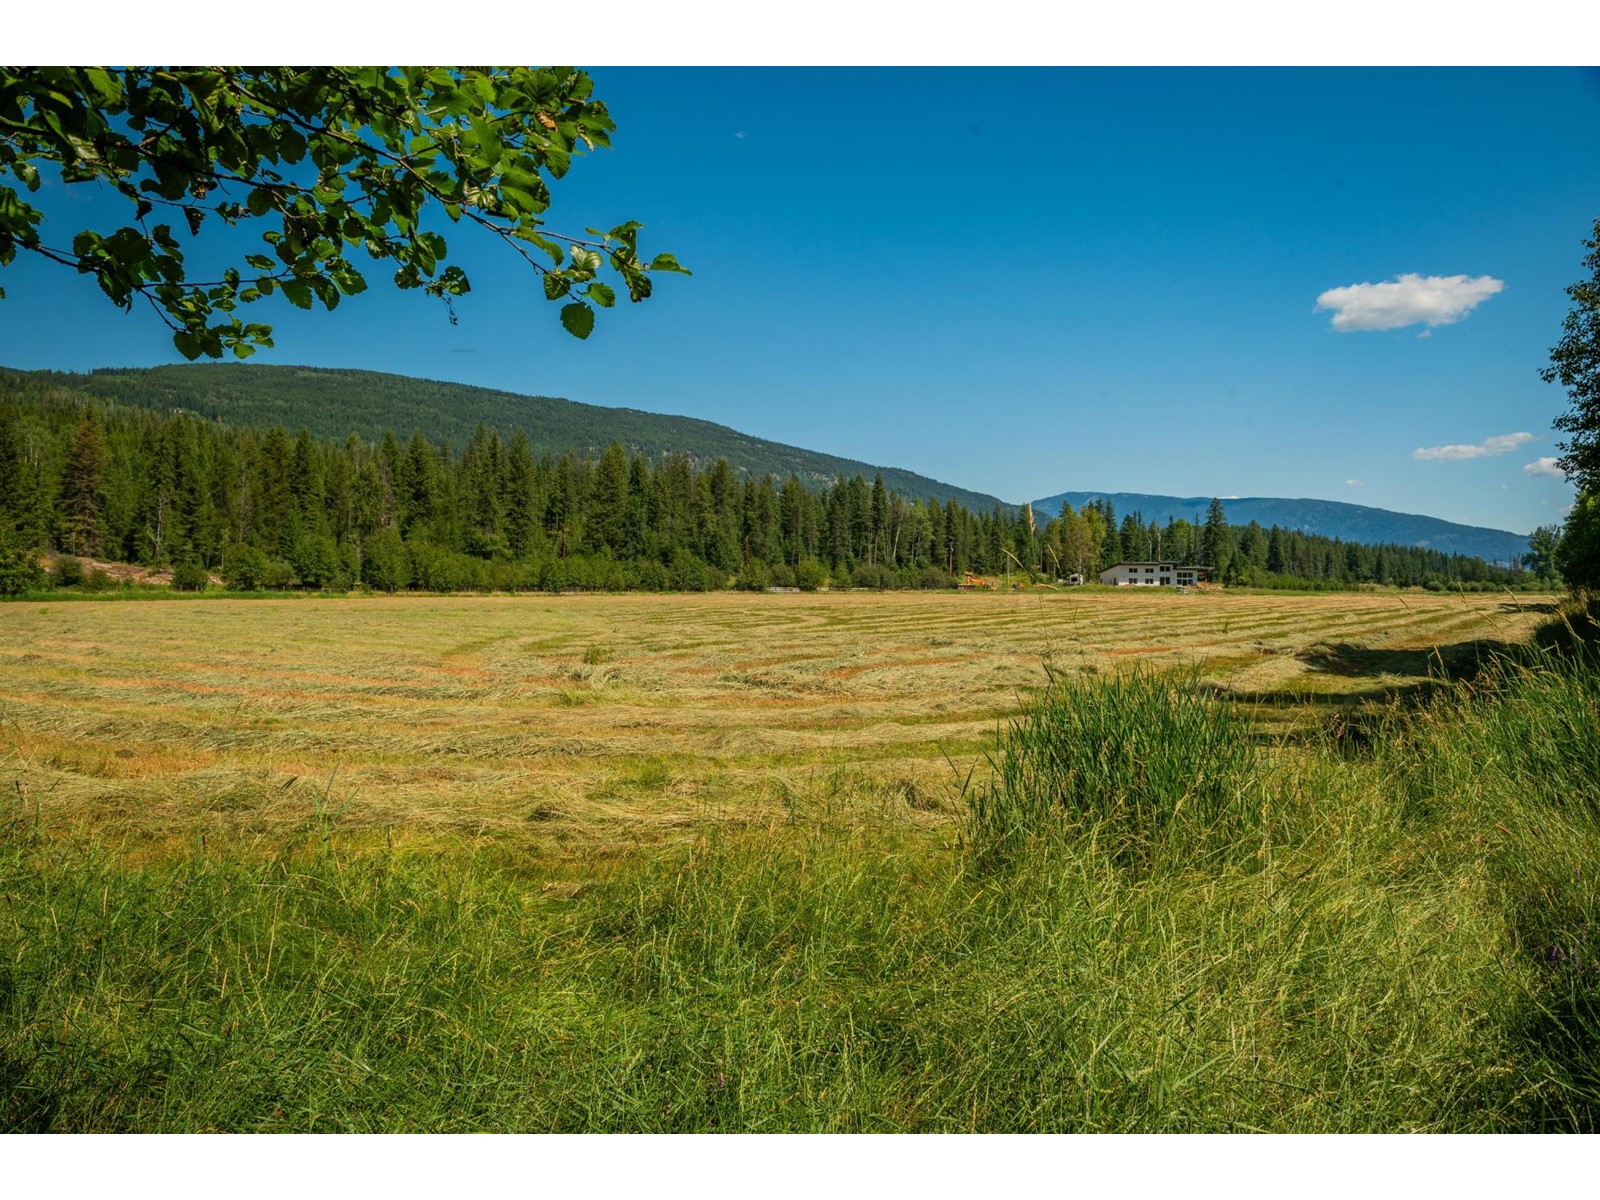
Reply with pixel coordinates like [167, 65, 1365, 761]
[1413, 432, 1534, 461]
[734, 130, 748, 139]
[1316, 273, 1505, 332]
[1524, 456, 1564, 478]
[1344, 478, 1365, 487]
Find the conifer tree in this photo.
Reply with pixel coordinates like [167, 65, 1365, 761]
[57, 408, 107, 556]
[289, 429, 327, 537]
[1096, 500, 1122, 571]
[503, 430, 537, 558]
[255, 426, 294, 556]
[0, 403, 23, 532]
[1200, 497, 1232, 574]
[587, 441, 631, 556]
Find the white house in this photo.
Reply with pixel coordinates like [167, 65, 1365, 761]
[1097, 561, 1211, 587]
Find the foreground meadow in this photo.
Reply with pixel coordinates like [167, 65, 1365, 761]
[2, 588, 1597, 1132]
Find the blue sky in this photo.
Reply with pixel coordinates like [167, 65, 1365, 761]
[2, 67, 1596, 535]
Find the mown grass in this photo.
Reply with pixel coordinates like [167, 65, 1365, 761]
[2, 600, 1596, 1131]
[0, 590, 1555, 857]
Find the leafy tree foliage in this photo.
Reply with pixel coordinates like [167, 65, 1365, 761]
[0, 67, 688, 358]
[0, 524, 42, 594]
[1541, 217, 1600, 589]
[1543, 217, 1600, 495]
[1525, 525, 1564, 586]
[1556, 494, 1600, 591]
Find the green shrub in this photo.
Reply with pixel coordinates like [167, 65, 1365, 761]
[633, 558, 669, 592]
[668, 548, 711, 592]
[81, 567, 115, 592]
[0, 542, 43, 595]
[852, 563, 893, 590]
[51, 554, 84, 587]
[223, 545, 267, 591]
[260, 560, 298, 590]
[170, 562, 210, 592]
[361, 529, 410, 593]
[795, 560, 827, 591]
[736, 560, 773, 592]
[293, 534, 341, 589]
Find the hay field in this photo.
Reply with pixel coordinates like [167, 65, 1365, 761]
[0, 589, 1553, 856]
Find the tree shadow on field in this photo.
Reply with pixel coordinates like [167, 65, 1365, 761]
[1293, 636, 1521, 684]
[1204, 635, 1524, 752]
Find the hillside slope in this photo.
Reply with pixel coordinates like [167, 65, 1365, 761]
[11, 364, 1013, 511]
[1034, 490, 1531, 564]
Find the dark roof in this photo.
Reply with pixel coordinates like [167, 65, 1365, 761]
[1103, 562, 1211, 570]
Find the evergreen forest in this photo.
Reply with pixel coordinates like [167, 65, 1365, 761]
[0, 375, 1539, 595]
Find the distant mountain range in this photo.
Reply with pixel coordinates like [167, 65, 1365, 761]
[1032, 491, 1531, 564]
[12, 364, 1012, 513]
[7, 364, 1531, 563]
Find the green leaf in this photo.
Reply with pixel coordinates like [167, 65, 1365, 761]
[587, 282, 615, 308]
[471, 117, 504, 168]
[649, 252, 690, 275]
[560, 302, 594, 339]
[278, 127, 308, 163]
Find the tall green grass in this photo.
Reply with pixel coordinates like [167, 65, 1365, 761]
[2, 617, 1598, 1131]
[965, 665, 1263, 864]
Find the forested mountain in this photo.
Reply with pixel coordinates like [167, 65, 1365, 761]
[9, 365, 1537, 570]
[8, 364, 1010, 513]
[1034, 490, 1531, 565]
[0, 372, 1537, 595]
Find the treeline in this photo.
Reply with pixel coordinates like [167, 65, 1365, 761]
[0, 380, 1533, 594]
[1059, 496, 1542, 590]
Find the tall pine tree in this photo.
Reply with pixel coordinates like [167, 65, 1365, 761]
[57, 408, 108, 557]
